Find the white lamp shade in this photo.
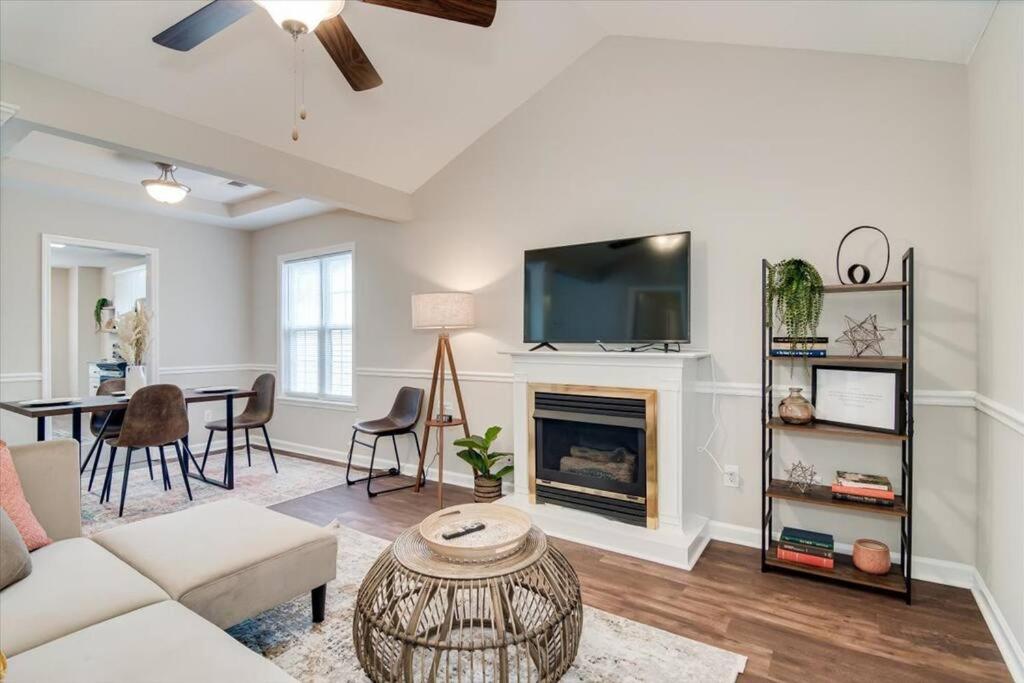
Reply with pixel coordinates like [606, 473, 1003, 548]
[411, 292, 475, 330]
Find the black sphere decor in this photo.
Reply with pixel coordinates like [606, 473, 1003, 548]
[836, 225, 890, 285]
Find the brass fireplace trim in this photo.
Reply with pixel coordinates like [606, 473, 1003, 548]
[527, 383, 658, 529]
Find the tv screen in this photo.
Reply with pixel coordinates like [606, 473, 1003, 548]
[524, 232, 691, 344]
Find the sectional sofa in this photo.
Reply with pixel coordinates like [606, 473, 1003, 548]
[1, 439, 338, 682]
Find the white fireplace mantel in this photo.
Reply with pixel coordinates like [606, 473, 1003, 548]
[497, 350, 712, 570]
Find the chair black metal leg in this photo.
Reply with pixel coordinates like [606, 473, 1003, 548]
[411, 431, 426, 486]
[366, 436, 381, 497]
[80, 434, 101, 475]
[391, 435, 402, 475]
[311, 584, 326, 623]
[159, 445, 171, 491]
[262, 426, 278, 473]
[174, 441, 193, 502]
[345, 430, 359, 484]
[201, 430, 213, 473]
[101, 446, 118, 503]
[245, 429, 252, 467]
[183, 441, 205, 479]
[88, 441, 105, 492]
[145, 447, 154, 480]
[118, 448, 134, 517]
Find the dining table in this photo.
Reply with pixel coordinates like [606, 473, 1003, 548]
[0, 387, 256, 490]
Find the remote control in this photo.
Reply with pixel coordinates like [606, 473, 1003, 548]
[442, 521, 486, 540]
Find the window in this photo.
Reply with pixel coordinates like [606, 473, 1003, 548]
[281, 248, 353, 402]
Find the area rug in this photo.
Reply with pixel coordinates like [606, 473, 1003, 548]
[81, 452, 349, 534]
[230, 523, 748, 682]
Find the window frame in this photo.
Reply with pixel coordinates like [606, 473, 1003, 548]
[277, 242, 356, 406]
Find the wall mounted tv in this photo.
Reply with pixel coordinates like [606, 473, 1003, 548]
[524, 231, 691, 345]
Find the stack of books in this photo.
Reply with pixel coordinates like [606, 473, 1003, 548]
[777, 527, 834, 569]
[831, 471, 894, 507]
[770, 336, 827, 358]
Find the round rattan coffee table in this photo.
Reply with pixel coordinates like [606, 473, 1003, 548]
[353, 517, 583, 682]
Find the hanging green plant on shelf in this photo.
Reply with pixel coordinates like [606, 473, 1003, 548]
[766, 259, 824, 349]
[94, 297, 111, 330]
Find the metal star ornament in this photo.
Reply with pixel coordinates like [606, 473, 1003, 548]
[784, 460, 817, 493]
[835, 314, 894, 357]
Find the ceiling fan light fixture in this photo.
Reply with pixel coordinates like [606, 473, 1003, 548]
[255, 0, 345, 34]
[141, 162, 191, 204]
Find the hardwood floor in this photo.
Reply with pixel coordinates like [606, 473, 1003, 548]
[269, 467, 1011, 682]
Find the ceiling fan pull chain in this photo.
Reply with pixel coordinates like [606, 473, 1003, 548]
[299, 39, 308, 121]
[291, 33, 299, 141]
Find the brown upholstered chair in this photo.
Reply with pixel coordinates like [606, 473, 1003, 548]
[99, 384, 198, 516]
[201, 373, 278, 474]
[345, 386, 424, 497]
[84, 379, 157, 492]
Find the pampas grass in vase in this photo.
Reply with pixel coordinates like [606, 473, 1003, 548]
[117, 305, 152, 396]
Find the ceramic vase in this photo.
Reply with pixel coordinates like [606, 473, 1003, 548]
[473, 476, 502, 503]
[853, 539, 891, 575]
[125, 365, 147, 397]
[779, 387, 814, 424]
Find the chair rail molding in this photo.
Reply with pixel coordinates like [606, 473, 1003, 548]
[0, 372, 44, 384]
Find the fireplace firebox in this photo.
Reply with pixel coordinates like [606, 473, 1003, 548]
[529, 386, 657, 528]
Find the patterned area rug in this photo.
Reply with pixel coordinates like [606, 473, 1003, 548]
[230, 523, 748, 682]
[81, 452, 349, 534]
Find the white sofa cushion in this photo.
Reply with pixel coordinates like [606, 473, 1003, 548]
[0, 538, 168, 656]
[92, 499, 337, 628]
[6, 600, 295, 682]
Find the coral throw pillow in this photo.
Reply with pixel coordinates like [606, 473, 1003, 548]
[0, 441, 52, 550]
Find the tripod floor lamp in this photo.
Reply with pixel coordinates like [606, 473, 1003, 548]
[411, 292, 474, 506]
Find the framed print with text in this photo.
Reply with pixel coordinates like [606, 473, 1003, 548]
[811, 366, 904, 434]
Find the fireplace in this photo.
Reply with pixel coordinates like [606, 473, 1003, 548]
[529, 385, 657, 528]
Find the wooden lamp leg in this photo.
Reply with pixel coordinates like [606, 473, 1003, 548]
[443, 335, 471, 439]
[414, 335, 444, 493]
[437, 336, 447, 507]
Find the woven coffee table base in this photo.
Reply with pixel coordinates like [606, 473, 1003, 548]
[354, 526, 583, 682]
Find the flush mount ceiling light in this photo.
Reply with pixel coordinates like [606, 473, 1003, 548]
[141, 162, 191, 204]
[254, 0, 344, 35]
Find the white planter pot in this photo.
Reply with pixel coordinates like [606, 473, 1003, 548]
[125, 366, 147, 397]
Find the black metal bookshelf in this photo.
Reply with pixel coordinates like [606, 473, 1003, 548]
[760, 248, 915, 603]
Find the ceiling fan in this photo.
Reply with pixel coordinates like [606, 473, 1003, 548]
[153, 0, 497, 92]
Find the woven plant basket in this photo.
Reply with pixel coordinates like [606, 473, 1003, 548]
[473, 476, 503, 503]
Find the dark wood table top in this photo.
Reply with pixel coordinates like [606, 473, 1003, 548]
[0, 387, 256, 418]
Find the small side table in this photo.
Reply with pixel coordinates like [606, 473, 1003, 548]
[354, 524, 583, 682]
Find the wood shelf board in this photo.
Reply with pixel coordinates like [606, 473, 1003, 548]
[822, 281, 909, 293]
[767, 418, 907, 442]
[767, 479, 906, 517]
[766, 355, 907, 366]
[425, 418, 466, 428]
[766, 542, 907, 593]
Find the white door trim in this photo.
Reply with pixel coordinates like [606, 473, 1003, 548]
[40, 234, 160, 402]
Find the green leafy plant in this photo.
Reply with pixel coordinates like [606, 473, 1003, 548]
[767, 259, 824, 348]
[94, 297, 111, 329]
[454, 426, 513, 481]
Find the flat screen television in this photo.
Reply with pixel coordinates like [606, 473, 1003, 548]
[524, 231, 691, 344]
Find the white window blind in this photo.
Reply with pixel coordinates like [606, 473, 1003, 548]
[282, 250, 353, 401]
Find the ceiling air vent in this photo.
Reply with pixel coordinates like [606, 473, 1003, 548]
[226, 180, 249, 188]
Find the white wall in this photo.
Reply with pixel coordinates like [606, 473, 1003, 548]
[48, 267, 70, 396]
[250, 37, 977, 566]
[0, 186, 255, 445]
[77, 266, 103, 393]
[968, 0, 1024, 668]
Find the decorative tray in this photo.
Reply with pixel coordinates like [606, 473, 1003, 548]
[418, 503, 531, 563]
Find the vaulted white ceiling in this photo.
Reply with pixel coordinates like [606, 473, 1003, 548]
[0, 0, 995, 197]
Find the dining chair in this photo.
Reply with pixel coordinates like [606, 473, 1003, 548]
[345, 386, 425, 497]
[201, 373, 278, 475]
[99, 384, 197, 516]
[84, 379, 155, 490]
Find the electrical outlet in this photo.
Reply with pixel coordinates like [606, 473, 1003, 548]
[723, 465, 740, 488]
[204, 410, 213, 422]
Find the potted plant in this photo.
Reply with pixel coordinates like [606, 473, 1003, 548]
[116, 306, 153, 396]
[454, 426, 514, 503]
[94, 297, 111, 331]
[766, 258, 824, 350]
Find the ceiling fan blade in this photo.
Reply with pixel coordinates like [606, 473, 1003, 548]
[153, 0, 256, 51]
[362, 0, 496, 28]
[315, 16, 383, 92]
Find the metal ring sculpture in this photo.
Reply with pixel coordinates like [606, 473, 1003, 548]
[354, 526, 584, 682]
[836, 225, 890, 284]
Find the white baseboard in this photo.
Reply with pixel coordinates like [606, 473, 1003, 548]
[705, 520, 975, 587]
[973, 569, 1024, 682]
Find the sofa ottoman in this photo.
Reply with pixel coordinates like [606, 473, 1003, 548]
[91, 499, 337, 629]
[6, 601, 295, 683]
